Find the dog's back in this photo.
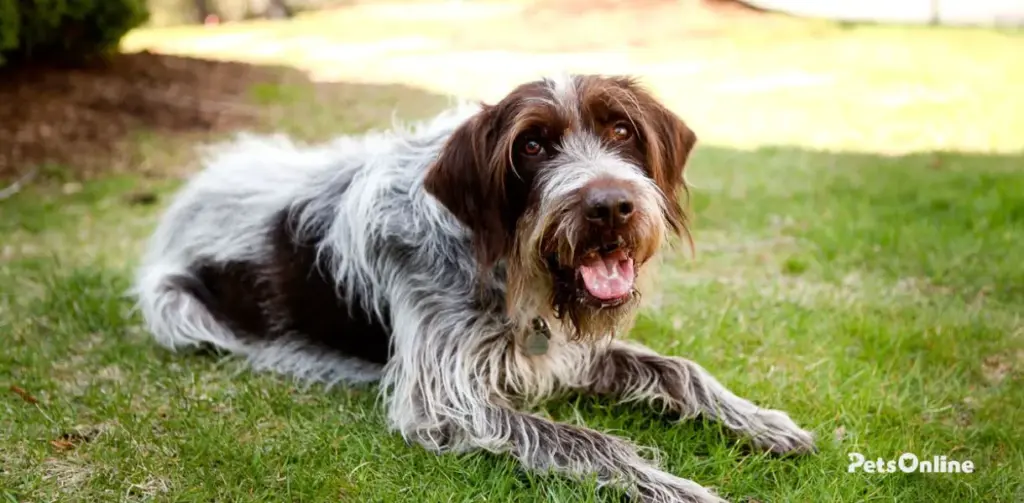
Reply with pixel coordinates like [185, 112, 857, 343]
[132, 108, 480, 386]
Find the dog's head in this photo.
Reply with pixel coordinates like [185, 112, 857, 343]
[424, 75, 697, 340]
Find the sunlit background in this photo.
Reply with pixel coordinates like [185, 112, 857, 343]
[2, 1, 1022, 501]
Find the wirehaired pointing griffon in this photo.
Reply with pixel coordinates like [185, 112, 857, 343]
[134, 75, 815, 502]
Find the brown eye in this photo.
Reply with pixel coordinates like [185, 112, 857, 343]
[522, 139, 543, 156]
[611, 122, 632, 141]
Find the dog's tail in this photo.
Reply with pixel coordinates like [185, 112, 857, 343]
[131, 262, 249, 354]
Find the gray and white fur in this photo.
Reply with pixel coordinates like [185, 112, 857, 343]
[133, 74, 815, 503]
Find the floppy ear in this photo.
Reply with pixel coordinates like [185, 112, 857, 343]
[637, 94, 697, 235]
[423, 106, 514, 268]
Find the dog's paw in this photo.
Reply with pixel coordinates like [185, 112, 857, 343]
[637, 473, 731, 503]
[746, 408, 817, 455]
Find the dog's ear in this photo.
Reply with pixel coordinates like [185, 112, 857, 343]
[423, 106, 514, 269]
[634, 87, 698, 236]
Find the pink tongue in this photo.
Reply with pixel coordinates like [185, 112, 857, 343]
[578, 251, 635, 300]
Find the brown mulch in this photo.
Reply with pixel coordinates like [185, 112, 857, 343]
[0, 50, 283, 180]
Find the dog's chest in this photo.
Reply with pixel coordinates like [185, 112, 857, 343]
[506, 318, 598, 400]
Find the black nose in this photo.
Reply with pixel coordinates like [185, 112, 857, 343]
[584, 185, 635, 227]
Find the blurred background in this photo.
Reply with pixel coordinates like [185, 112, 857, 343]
[3, 0, 1024, 177]
[2, 1, 1022, 502]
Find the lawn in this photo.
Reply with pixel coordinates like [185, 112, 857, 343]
[2, 3, 1023, 502]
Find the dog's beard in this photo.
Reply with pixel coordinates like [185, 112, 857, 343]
[506, 198, 667, 342]
[544, 249, 643, 341]
[506, 236, 646, 343]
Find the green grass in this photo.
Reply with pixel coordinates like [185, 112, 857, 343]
[3, 7, 1024, 503]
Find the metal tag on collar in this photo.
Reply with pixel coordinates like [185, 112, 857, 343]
[525, 317, 551, 356]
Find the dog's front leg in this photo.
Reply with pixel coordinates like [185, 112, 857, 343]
[386, 378, 727, 502]
[583, 341, 816, 455]
[380, 315, 726, 502]
[458, 406, 729, 503]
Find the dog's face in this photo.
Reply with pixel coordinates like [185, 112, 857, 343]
[424, 75, 696, 339]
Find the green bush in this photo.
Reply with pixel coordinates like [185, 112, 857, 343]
[0, 0, 149, 66]
[0, 0, 17, 59]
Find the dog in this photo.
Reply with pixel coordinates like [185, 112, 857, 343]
[133, 74, 816, 502]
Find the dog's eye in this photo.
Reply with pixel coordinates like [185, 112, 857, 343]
[610, 122, 633, 142]
[522, 139, 544, 156]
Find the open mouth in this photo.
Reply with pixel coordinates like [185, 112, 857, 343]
[576, 248, 636, 306]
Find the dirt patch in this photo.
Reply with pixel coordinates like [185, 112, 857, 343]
[0, 51, 284, 180]
[0, 50, 449, 182]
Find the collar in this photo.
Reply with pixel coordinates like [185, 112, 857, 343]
[524, 317, 551, 356]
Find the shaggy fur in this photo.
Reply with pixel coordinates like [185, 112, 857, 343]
[133, 74, 816, 502]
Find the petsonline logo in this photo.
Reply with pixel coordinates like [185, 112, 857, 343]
[847, 452, 975, 474]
